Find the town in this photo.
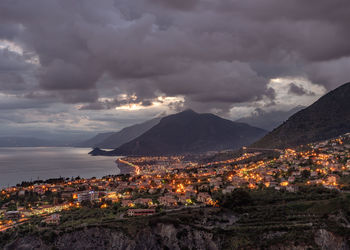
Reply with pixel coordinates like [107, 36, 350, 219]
[1, 133, 350, 232]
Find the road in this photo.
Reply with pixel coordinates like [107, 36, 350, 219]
[0, 218, 29, 232]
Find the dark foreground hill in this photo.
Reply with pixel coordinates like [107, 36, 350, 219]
[253, 82, 350, 149]
[98, 109, 266, 156]
[3, 189, 350, 249]
[76, 118, 161, 148]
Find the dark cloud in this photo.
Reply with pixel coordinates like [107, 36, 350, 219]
[288, 83, 315, 96]
[79, 94, 154, 110]
[0, 49, 28, 71]
[306, 57, 350, 89]
[57, 89, 99, 104]
[0, 100, 49, 110]
[0, 23, 21, 40]
[0, 0, 349, 115]
[147, 0, 198, 10]
[0, 49, 36, 94]
[0, 72, 25, 91]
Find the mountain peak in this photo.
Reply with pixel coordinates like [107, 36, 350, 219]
[110, 110, 266, 155]
[179, 109, 197, 115]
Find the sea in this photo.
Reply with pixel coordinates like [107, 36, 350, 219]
[0, 147, 129, 188]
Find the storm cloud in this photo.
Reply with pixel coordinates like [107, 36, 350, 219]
[288, 83, 315, 96]
[0, 0, 349, 137]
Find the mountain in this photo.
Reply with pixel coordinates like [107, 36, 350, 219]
[75, 132, 115, 148]
[0, 137, 62, 147]
[253, 82, 350, 149]
[99, 109, 266, 156]
[236, 106, 305, 131]
[77, 117, 161, 148]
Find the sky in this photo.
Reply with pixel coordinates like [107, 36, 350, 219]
[0, 0, 349, 141]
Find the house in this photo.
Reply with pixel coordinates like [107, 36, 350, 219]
[177, 195, 187, 203]
[44, 213, 60, 225]
[158, 195, 178, 207]
[288, 176, 295, 183]
[61, 192, 73, 199]
[264, 176, 274, 182]
[104, 192, 119, 203]
[327, 175, 340, 185]
[269, 182, 278, 187]
[286, 186, 298, 192]
[222, 186, 235, 194]
[64, 187, 75, 192]
[148, 188, 157, 194]
[311, 172, 318, 177]
[5, 211, 20, 220]
[18, 190, 26, 196]
[197, 192, 212, 203]
[0, 209, 6, 216]
[121, 199, 135, 207]
[34, 187, 46, 195]
[134, 198, 153, 207]
[77, 191, 99, 202]
[185, 190, 196, 198]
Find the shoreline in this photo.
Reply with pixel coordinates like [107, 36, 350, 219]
[0, 147, 131, 189]
[0, 164, 133, 189]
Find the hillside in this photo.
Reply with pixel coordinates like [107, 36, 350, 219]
[77, 118, 161, 148]
[106, 109, 266, 155]
[253, 82, 350, 149]
[75, 132, 115, 148]
[3, 190, 350, 249]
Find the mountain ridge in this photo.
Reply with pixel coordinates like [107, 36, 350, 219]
[77, 117, 161, 148]
[96, 109, 266, 156]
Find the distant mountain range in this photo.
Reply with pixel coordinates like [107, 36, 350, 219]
[75, 132, 115, 148]
[0, 137, 65, 147]
[91, 109, 267, 156]
[236, 106, 305, 131]
[76, 117, 161, 148]
[253, 82, 350, 149]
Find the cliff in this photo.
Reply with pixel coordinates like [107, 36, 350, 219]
[4, 205, 350, 250]
[5, 223, 349, 250]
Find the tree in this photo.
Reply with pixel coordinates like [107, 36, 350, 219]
[301, 170, 311, 179]
[216, 189, 253, 209]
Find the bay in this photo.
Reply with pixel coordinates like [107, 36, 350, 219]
[0, 147, 126, 188]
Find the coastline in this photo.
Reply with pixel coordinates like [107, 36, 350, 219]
[0, 164, 133, 189]
[0, 147, 130, 188]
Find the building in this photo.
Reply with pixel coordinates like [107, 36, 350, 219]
[44, 213, 60, 225]
[77, 191, 99, 202]
[197, 192, 212, 203]
[5, 211, 20, 220]
[158, 195, 178, 207]
[327, 175, 340, 184]
[121, 199, 135, 207]
[222, 186, 235, 194]
[134, 198, 153, 207]
[288, 176, 296, 183]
